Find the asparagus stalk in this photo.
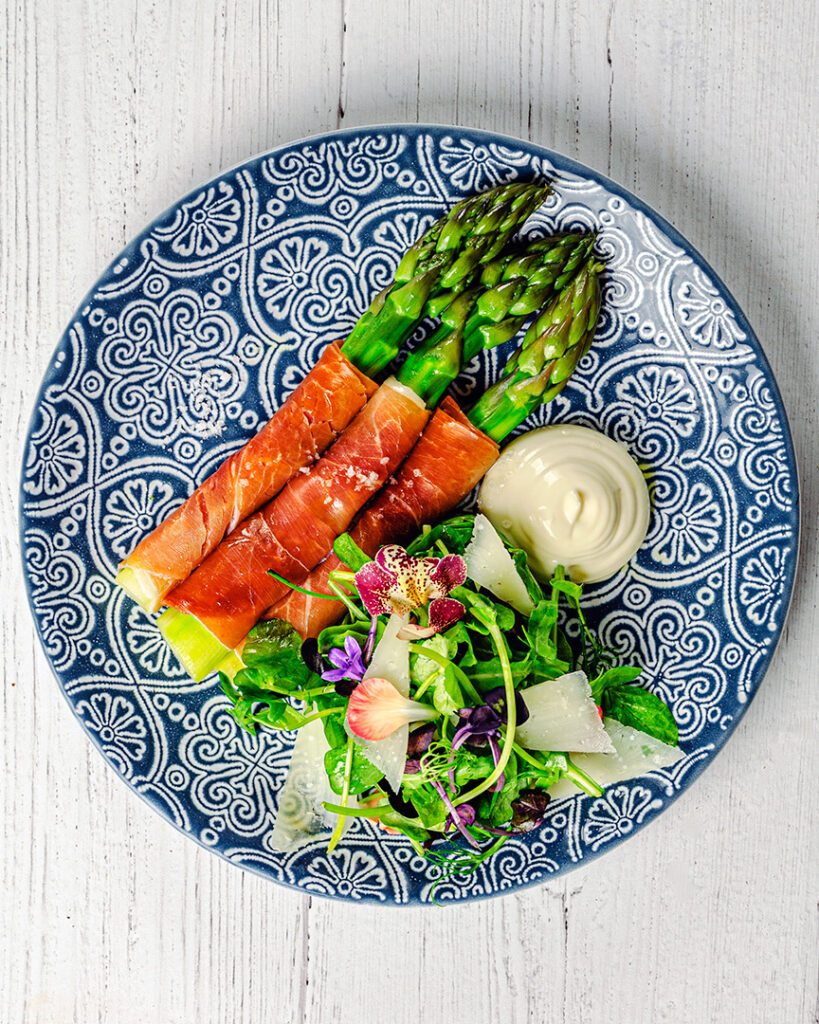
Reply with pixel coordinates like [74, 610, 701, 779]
[396, 233, 594, 406]
[468, 259, 603, 441]
[341, 181, 550, 377]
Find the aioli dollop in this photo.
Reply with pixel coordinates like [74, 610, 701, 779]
[478, 425, 650, 584]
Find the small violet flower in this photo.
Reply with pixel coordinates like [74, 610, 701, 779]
[354, 544, 467, 640]
[321, 636, 366, 693]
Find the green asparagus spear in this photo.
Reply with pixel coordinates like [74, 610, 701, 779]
[467, 259, 603, 441]
[395, 233, 594, 406]
[341, 181, 550, 378]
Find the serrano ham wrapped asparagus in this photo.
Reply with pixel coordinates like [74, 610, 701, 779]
[159, 379, 430, 678]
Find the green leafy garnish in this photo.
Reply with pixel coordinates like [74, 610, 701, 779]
[324, 744, 384, 796]
[602, 684, 679, 746]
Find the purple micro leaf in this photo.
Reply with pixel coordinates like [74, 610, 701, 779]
[407, 722, 437, 758]
[510, 789, 550, 831]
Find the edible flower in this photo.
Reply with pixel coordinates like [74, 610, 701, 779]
[354, 545, 467, 640]
[347, 676, 438, 741]
[447, 687, 531, 790]
[452, 686, 530, 746]
[321, 636, 366, 695]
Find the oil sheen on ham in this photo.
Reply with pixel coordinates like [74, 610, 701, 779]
[477, 424, 650, 584]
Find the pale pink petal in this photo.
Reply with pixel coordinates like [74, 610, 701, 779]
[347, 676, 437, 741]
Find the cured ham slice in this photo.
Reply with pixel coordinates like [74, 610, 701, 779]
[270, 396, 499, 638]
[117, 342, 376, 612]
[165, 379, 430, 649]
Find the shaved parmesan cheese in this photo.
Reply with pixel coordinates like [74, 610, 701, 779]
[346, 613, 410, 791]
[463, 514, 534, 615]
[547, 717, 685, 800]
[269, 719, 339, 853]
[515, 671, 615, 753]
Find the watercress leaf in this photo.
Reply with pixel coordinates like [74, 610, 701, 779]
[237, 636, 320, 693]
[409, 785, 449, 830]
[551, 577, 583, 602]
[412, 633, 454, 684]
[452, 749, 494, 785]
[526, 598, 571, 678]
[431, 666, 464, 715]
[324, 744, 384, 795]
[589, 665, 643, 704]
[527, 598, 557, 660]
[249, 700, 307, 731]
[447, 621, 477, 666]
[459, 589, 500, 631]
[322, 717, 348, 750]
[603, 685, 679, 746]
[333, 532, 370, 571]
[462, 655, 531, 694]
[398, 771, 429, 793]
[495, 603, 516, 631]
[243, 618, 303, 665]
[317, 621, 378, 656]
[406, 515, 475, 557]
[311, 691, 349, 748]
[231, 664, 298, 697]
[219, 670, 243, 705]
[556, 628, 574, 671]
[373, 806, 432, 844]
[220, 674, 257, 733]
[517, 764, 566, 791]
[482, 753, 520, 826]
[509, 547, 545, 605]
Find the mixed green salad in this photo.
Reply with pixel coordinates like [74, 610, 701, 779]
[220, 513, 682, 867]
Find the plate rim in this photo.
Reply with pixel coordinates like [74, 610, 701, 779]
[19, 122, 802, 904]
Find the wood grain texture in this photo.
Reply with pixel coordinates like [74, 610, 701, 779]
[1, 1, 816, 1022]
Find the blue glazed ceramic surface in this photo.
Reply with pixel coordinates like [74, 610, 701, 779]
[20, 126, 799, 904]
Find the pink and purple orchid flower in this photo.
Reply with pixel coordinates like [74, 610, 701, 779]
[354, 545, 467, 640]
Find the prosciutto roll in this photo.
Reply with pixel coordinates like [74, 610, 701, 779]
[165, 379, 430, 649]
[117, 342, 376, 612]
[269, 396, 499, 638]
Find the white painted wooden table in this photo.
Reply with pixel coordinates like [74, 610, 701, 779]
[2, 2, 817, 1021]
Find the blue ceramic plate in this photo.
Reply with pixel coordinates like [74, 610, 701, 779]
[20, 126, 799, 904]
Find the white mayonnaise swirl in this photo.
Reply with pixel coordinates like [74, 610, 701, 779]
[477, 425, 650, 584]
